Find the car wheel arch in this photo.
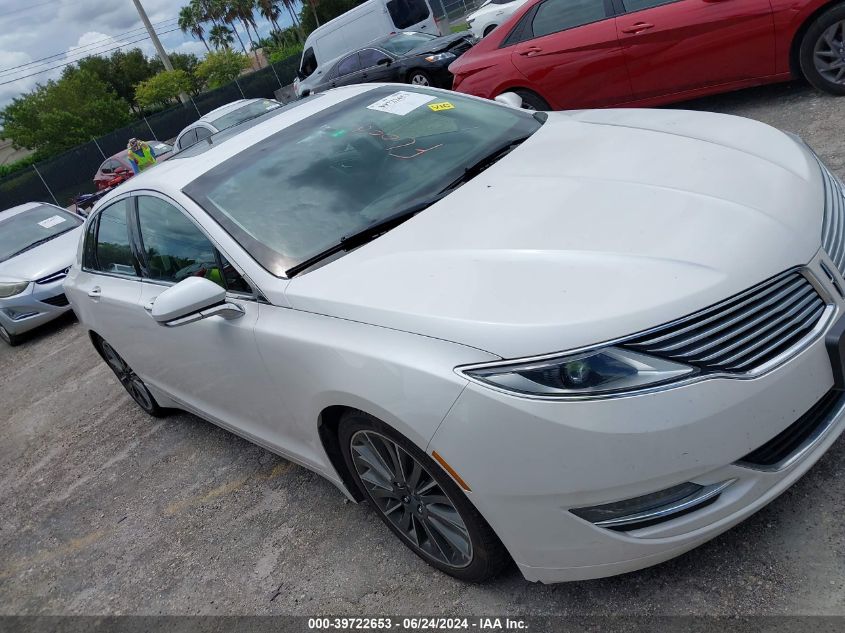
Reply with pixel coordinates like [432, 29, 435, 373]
[789, 0, 845, 77]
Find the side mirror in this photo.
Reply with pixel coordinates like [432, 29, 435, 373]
[494, 92, 523, 109]
[377, 57, 392, 66]
[150, 276, 244, 327]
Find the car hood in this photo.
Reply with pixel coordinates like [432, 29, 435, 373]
[286, 108, 825, 359]
[404, 33, 474, 57]
[0, 227, 82, 283]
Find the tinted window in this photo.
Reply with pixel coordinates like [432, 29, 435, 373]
[136, 196, 250, 293]
[531, 0, 606, 38]
[623, 0, 678, 10]
[185, 87, 543, 276]
[178, 129, 199, 150]
[195, 127, 213, 143]
[0, 205, 83, 263]
[337, 54, 360, 76]
[359, 48, 388, 68]
[379, 32, 437, 55]
[211, 100, 281, 130]
[96, 201, 138, 275]
[300, 47, 318, 78]
[387, 0, 430, 29]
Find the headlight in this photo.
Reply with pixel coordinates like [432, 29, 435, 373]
[459, 348, 695, 398]
[424, 52, 455, 63]
[0, 281, 29, 298]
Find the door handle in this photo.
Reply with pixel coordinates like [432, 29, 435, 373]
[621, 22, 655, 34]
[87, 286, 102, 299]
[518, 46, 543, 57]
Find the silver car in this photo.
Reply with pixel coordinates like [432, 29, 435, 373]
[173, 99, 282, 151]
[0, 202, 84, 346]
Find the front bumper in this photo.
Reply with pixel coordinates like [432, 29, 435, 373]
[428, 256, 845, 582]
[0, 276, 73, 336]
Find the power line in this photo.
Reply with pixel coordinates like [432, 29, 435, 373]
[0, 17, 179, 76]
[0, 0, 56, 18]
[0, 27, 183, 87]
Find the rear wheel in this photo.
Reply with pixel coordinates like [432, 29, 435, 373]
[799, 4, 845, 95]
[339, 410, 509, 582]
[96, 338, 164, 417]
[512, 89, 551, 111]
[0, 324, 21, 347]
[407, 70, 432, 87]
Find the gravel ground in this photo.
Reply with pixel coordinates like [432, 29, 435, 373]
[1, 81, 844, 617]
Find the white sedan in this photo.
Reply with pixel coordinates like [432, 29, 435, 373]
[65, 84, 845, 583]
[466, 0, 529, 39]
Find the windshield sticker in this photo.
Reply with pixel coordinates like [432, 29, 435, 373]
[428, 102, 454, 112]
[38, 215, 66, 229]
[366, 91, 436, 116]
[353, 123, 443, 160]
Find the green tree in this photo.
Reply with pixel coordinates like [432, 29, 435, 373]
[0, 70, 131, 155]
[150, 53, 204, 96]
[73, 48, 157, 112]
[135, 70, 194, 109]
[195, 49, 251, 88]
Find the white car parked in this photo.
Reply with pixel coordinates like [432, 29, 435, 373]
[466, 0, 530, 39]
[173, 99, 282, 151]
[65, 84, 845, 583]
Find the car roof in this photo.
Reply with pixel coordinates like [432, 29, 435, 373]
[93, 85, 384, 210]
[198, 99, 265, 124]
[0, 201, 62, 219]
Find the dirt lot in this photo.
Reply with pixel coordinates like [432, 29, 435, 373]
[1, 81, 844, 616]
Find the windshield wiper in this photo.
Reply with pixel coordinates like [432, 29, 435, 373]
[437, 135, 530, 196]
[4, 233, 65, 261]
[286, 195, 448, 277]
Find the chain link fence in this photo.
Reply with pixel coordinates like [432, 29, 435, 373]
[0, 54, 303, 211]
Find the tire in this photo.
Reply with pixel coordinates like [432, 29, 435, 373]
[483, 24, 497, 38]
[512, 89, 551, 111]
[407, 70, 432, 87]
[0, 324, 21, 347]
[95, 337, 165, 417]
[339, 410, 510, 582]
[799, 3, 845, 95]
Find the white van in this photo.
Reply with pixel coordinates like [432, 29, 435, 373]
[295, 0, 442, 89]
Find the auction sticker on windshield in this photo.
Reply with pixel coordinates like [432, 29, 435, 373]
[38, 215, 66, 229]
[428, 102, 454, 111]
[367, 91, 435, 116]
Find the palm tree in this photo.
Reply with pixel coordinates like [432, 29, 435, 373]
[257, 0, 282, 32]
[178, 5, 211, 52]
[276, 0, 303, 35]
[208, 23, 235, 49]
[227, 0, 262, 63]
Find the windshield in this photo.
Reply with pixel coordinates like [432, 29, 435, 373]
[184, 87, 542, 276]
[211, 100, 281, 131]
[0, 206, 82, 263]
[379, 32, 438, 56]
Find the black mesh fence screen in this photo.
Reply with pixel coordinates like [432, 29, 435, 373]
[0, 53, 300, 212]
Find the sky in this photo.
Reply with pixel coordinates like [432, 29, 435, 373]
[0, 0, 292, 109]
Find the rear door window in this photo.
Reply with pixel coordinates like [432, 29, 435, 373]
[387, 0, 431, 29]
[178, 128, 199, 150]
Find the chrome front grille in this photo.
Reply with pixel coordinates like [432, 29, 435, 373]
[820, 160, 845, 275]
[622, 271, 827, 374]
[35, 267, 70, 285]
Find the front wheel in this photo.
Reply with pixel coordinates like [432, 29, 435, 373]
[799, 4, 845, 95]
[339, 411, 509, 582]
[483, 24, 497, 38]
[511, 89, 551, 111]
[0, 324, 21, 346]
[407, 70, 432, 87]
[96, 337, 164, 417]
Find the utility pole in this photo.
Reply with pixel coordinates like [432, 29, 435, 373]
[131, 0, 189, 104]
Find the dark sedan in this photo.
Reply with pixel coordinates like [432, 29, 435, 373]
[301, 31, 475, 95]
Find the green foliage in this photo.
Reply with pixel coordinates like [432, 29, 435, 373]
[135, 70, 193, 109]
[72, 48, 159, 111]
[0, 154, 40, 178]
[0, 70, 131, 155]
[268, 43, 303, 63]
[196, 49, 251, 89]
[150, 53, 205, 96]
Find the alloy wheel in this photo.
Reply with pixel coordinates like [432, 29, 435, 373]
[350, 430, 473, 568]
[814, 19, 845, 85]
[410, 74, 430, 86]
[100, 340, 155, 412]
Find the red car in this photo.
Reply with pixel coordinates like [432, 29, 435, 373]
[93, 141, 174, 190]
[449, 0, 845, 110]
